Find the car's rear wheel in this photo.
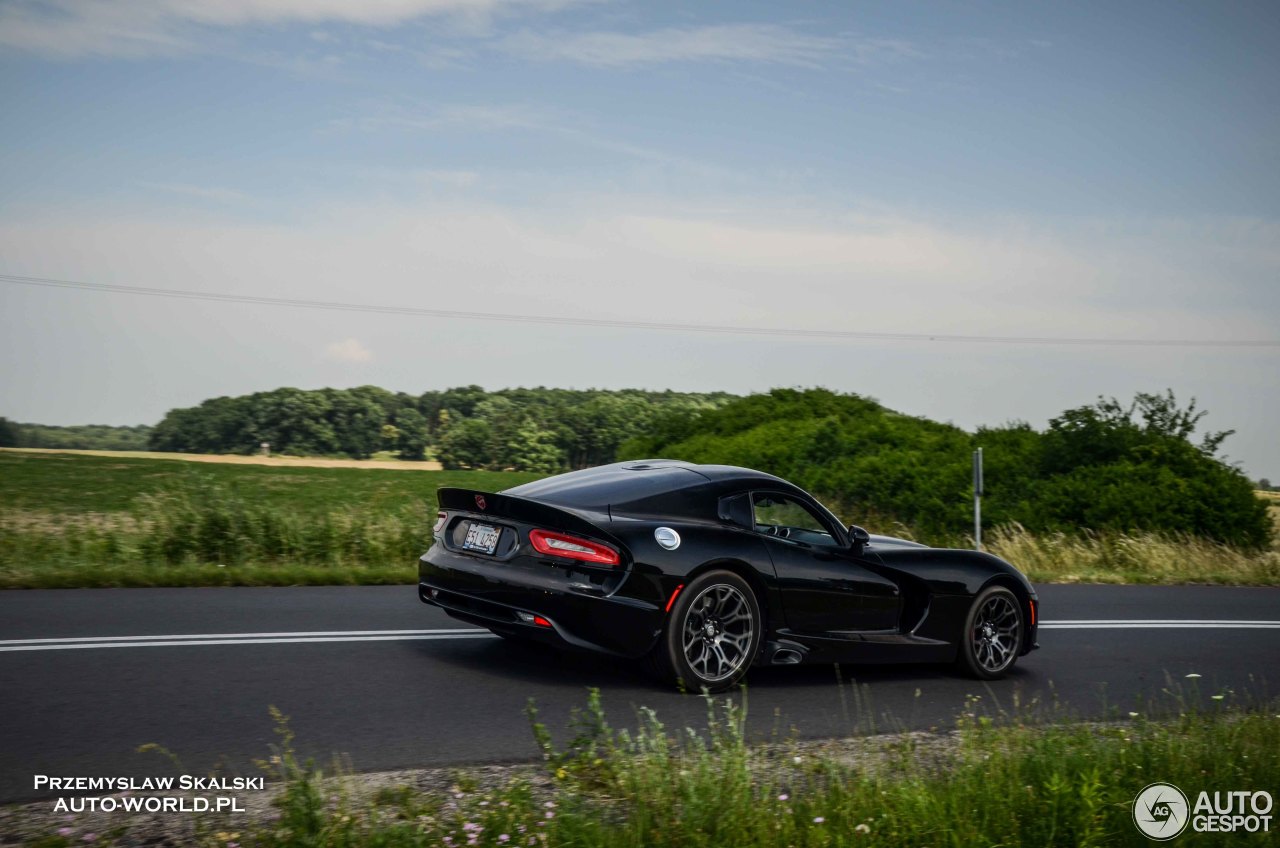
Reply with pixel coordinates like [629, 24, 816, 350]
[648, 569, 761, 693]
[955, 585, 1023, 679]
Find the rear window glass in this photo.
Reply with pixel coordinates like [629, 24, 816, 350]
[504, 466, 703, 511]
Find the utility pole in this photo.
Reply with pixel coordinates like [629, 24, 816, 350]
[973, 447, 983, 551]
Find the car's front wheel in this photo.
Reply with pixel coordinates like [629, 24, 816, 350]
[955, 585, 1023, 679]
[649, 569, 761, 693]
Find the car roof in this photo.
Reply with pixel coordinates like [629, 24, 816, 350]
[500, 459, 796, 511]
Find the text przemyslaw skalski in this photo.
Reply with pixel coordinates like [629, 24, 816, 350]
[34, 775, 266, 792]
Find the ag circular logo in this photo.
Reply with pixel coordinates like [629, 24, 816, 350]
[1134, 782, 1190, 840]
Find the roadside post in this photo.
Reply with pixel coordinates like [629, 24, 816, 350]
[973, 447, 983, 551]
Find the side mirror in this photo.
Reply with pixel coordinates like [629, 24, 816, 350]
[847, 524, 871, 554]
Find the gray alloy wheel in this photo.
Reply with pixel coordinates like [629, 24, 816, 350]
[955, 585, 1023, 679]
[681, 583, 755, 683]
[649, 569, 761, 693]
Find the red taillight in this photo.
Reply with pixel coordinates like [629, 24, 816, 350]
[433, 511, 448, 535]
[528, 529, 620, 566]
[1029, 599, 1037, 626]
[533, 616, 552, 628]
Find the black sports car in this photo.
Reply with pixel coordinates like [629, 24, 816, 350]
[419, 460, 1038, 692]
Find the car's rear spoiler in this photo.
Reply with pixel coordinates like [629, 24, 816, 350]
[436, 487, 620, 546]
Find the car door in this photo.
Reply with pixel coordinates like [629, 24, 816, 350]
[751, 491, 902, 634]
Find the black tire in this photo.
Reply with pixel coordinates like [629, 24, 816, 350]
[647, 569, 762, 693]
[955, 585, 1023, 679]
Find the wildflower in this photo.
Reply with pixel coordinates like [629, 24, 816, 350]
[1128, 711, 1139, 718]
[58, 828, 73, 837]
[463, 822, 481, 833]
[855, 823, 871, 834]
[499, 836, 510, 843]
[813, 817, 825, 824]
[544, 801, 556, 809]
[545, 811, 555, 819]
[778, 794, 789, 802]
[500, 801, 510, 807]
[82, 835, 98, 843]
[792, 756, 802, 764]
[1185, 673, 1202, 679]
[480, 801, 489, 807]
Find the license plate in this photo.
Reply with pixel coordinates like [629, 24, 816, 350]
[462, 522, 501, 555]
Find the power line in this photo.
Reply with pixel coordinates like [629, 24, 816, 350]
[3, 272, 1276, 349]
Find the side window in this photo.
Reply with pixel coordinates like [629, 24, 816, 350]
[751, 492, 838, 547]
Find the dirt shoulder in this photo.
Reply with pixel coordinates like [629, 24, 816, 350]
[0, 448, 443, 472]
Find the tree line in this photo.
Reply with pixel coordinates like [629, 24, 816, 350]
[0, 419, 152, 451]
[145, 386, 735, 472]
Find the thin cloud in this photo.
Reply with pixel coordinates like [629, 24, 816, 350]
[500, 24, 913, 69]
[141, 182, 253, 203]
[324, 338, 374, 363]
[0, 0, 589, 59]
[332, 100, 745, 182]
[413, 169, 480, 186]
[332, 102, 544, 134]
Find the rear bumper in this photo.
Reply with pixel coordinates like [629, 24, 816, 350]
[418, 545, 664, 659]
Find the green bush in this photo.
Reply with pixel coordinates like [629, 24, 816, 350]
[620, 388, 1271, 548]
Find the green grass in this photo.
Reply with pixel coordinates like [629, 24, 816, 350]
[0, 451, 524, 514]
[0, 452, 537, 588]
[29, 689, 1277, 847]
[1, 452, 1276, 589]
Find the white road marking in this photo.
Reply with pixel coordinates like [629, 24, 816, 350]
[0, 628, 498, 653]
[1, 620, 1276, 654]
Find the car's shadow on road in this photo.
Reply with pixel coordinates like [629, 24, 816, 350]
[410, 634, 1037, 695]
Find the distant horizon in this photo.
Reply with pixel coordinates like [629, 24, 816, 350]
[8, 381, 1271, 482]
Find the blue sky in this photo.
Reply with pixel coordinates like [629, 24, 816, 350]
[1, 1, 1278, 478]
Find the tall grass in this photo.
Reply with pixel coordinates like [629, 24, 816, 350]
[43, 689, 1271, 848]
[988, 523, 1280, 586]
[0, 484, 431, 587]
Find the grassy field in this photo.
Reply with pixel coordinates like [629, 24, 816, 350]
[988, 524, 1280, 586]
[0, 451, 537, 588]
[0, 451, 1275, 588]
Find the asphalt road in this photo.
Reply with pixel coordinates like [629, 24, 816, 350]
[1, 584, 1277, 804]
